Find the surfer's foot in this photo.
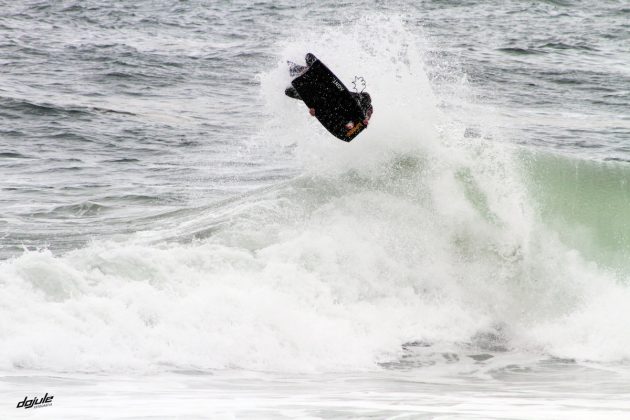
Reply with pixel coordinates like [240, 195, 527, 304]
[309, 108, 316, 116]
[305, 53, 316, 66]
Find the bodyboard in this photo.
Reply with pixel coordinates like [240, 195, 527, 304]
[291, 57, 366, 142]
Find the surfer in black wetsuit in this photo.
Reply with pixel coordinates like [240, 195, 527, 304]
[285, 53, 373, 127]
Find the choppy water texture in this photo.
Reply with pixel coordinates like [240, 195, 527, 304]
[1, 1, 630, 418]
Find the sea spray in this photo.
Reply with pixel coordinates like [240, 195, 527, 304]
[1, 15, 629, 375]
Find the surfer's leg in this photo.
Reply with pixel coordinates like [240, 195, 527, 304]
[284, 86, 302, 100]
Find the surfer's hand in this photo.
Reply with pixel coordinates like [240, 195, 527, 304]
[309, 108, 315, 116]
[363, 109, 372, 126]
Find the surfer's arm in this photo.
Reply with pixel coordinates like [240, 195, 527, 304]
[363, 106, 373, 126]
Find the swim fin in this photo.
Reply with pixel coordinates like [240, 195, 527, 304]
[288, 61, 307, 77]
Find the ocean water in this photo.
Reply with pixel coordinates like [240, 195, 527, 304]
[1, 0, 630, 418]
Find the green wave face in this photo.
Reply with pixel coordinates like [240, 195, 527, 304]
[523, 151, 630, 275]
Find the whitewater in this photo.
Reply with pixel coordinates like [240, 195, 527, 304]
[1, 1, 629, 418]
